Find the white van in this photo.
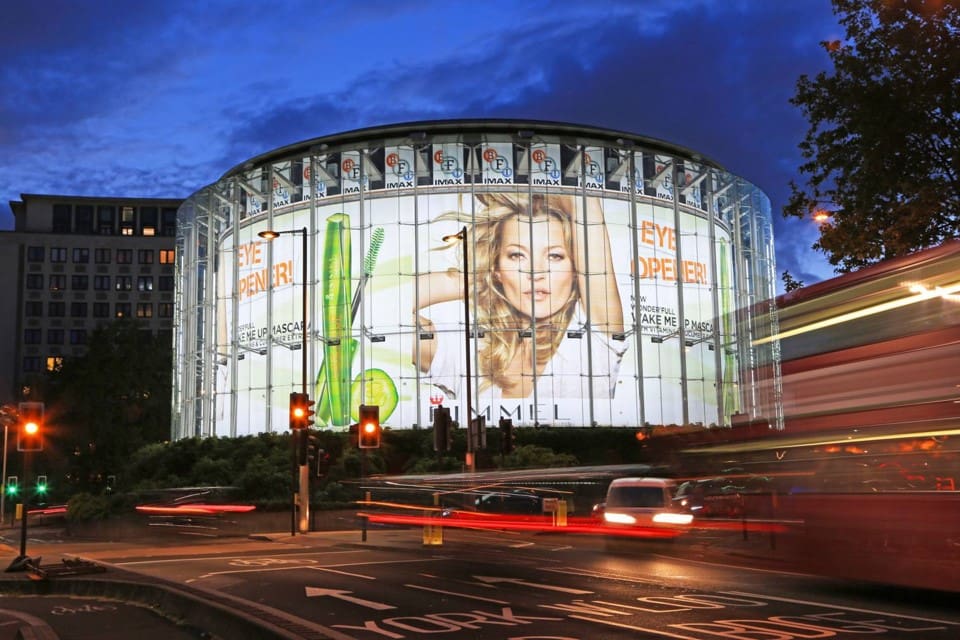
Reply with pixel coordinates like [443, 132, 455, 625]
[601, 477, 693, 534]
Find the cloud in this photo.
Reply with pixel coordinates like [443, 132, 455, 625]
[0, 0, 840, 287]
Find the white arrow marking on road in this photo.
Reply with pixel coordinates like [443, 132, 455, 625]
[304, 587, 396, 610]
[473, 575, 593, 594]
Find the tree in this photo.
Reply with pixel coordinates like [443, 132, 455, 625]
[785, 0, 960, 272]
[782, 270, 805, 292]
[39, 321, 172, 492]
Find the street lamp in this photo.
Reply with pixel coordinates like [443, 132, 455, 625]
[259, 228, 308, 395]
[442, 226, 475, 471]
[258, 226, 310, 534]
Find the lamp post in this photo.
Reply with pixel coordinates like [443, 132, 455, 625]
[258, 227, 310, 534]
[442, 226, 474, 471]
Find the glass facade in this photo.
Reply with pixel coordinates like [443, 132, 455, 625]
[173, 121, 779, 439]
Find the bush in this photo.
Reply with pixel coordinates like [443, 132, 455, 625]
[66, 493, 112, 522]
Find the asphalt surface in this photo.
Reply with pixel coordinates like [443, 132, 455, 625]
[0, 510, 791, 640]
[0, 510, 366, 640]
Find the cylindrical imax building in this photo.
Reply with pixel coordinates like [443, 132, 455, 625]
[172, 120, 779, 439]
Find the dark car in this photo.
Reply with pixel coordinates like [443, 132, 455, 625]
[475, 490, 543, 515]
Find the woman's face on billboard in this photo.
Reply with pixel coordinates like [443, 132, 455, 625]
[495, 215, 575, 320]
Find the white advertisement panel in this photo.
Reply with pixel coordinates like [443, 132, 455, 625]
[216, 190, 725, 436]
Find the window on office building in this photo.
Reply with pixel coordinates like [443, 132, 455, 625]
[120, 206, 136, 236]
[159, 249, 175, 264]
[115, 303, 131, 319]
[25, 301, 42, 317]
[158, 275, 175, 291]
[136, 303, 153, 318]
[93, 302, 110, 318]
[69, 329, 87, 345]
[97, 205, 116, 234]
[27, 246, 45, 262]
[115, 276, 132, 291]
[138, 249, 154, 264]
[71, 275, 89, 290]
[158, 302, 174, 318]
[24, 329, 41, 344]
[94, 275, 110, 290]
[26, 274, 43, 290]
[53, 204, 72, 232]
[140, 206, 158, 236]
[70, 302, 88, 318]
[75, 205, 93, 234]
[161, 207, 177, 236]
[116, 249, 133, 264]
[23, 357, 42, 372]
[50, 247, 67, 263]
[72, 247, 90, 263]
[137, 276, 153, 291]
[49, 274, 66, 291]
[47, 329, 64, 344]
[46, 356, 63, 372]
[48, 301, 65, 317]
[95, 248, 111, 264]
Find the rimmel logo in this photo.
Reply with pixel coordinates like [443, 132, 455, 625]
[429, 392, 444, 405]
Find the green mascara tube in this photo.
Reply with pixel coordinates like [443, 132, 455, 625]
[321, 213, 354, 426]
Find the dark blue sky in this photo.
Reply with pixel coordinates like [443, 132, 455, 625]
[0, 0, 843, 289]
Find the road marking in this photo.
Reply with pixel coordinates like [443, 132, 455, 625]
[544, 566, 661, 584]
[569, 616, 701, 638]
[305, 587, 396, 610]
[473, 575, 593, 594]
[308, 566, 376, 579]
[116, 549, 359, 566]
[404, 583, 510, 604]
[723, 591, 960, 626]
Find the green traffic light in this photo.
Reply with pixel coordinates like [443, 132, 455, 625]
[5, 485, 17, 496]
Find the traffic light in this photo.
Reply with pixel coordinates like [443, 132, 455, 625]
[17, 402, 44, 452]
[290, 392, 315, 430]
[432, 405, 452, 452]
[500, 417, 515, 454]
[36, 475, 48, 495]
[298, 429, 320, 466]
[5, 476, 17, 497]
[358, 404, 381, 448]
[468, 416, 486, 451]
[316, 449, 331, 477]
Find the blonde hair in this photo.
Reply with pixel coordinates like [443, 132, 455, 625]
[437, 193, 578, 391]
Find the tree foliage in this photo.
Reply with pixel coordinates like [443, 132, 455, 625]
[786, 0, 960, 272]
[39, 321, 172, 493]
[781, 270, 805, 292]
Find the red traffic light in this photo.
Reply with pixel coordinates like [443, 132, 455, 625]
[289, 392, 315, 430]
[358, 404, 381, 448]
[17, 402, 44, 452]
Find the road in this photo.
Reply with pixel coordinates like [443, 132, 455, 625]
[16, 522, 957, 640]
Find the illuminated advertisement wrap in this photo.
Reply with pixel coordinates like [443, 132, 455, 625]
[215, 190, 727, 435]
[178, 123, 782, 442]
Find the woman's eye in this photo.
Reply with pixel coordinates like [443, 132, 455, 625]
[548, 251, 567, 262]
[506, 251, 526, 261]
